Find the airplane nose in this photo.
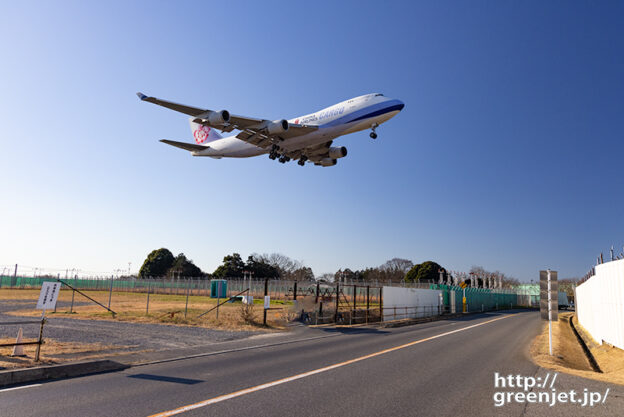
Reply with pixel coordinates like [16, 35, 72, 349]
[396, 100, 405, 111]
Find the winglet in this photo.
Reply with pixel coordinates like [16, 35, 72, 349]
[136, 92, 148, 100]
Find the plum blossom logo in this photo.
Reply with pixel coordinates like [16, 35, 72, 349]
[194, 125, 211, 144]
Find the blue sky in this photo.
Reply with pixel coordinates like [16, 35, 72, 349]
[1, 1, 622, 280]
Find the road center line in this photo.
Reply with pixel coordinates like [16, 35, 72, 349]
[148, 314, 515, 417]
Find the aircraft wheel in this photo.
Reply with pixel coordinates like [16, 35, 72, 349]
[298, 159, 305, 166]
[370, 132, 378, 139]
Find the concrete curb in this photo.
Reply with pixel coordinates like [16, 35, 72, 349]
[0, 360, 130, 388]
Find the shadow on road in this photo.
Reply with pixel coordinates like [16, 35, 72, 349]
[317, 326, 390, 335]
[127, 373, 203, 385]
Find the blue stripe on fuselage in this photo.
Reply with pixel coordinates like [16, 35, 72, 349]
[320, 99, 404, 128]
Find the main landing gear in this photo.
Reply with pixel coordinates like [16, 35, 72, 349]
[268, 145, 305, 165]
[269, 145, 279, 160]
[370, 122, 379, 139]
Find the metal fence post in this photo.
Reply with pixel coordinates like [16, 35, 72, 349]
[379, 287, 383, 322]
[146, 280, 151, 315]
[263, 278, 268, 326]
[315, 282, 320, 304]
[70, 289, 75, 313]
[108, 275, 114, 310]
[334, 281, 340, 323]
[184, 279, 190, 318]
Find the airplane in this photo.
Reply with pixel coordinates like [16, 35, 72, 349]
[137, 92, 404, 167]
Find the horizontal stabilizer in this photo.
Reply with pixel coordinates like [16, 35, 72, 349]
[160, 139, 208, 152]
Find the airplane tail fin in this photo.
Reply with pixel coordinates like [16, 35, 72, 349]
[189, 118, 222, 144]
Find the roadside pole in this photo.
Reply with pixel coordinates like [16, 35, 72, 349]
[463, 287, 467, 313]
[548, 269, 553, 356]
[539, 269, 558, 356]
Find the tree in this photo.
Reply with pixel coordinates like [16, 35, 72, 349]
[379, 258, 414, 282]
[170, 253, 205, 278]
[212, 253, 246, 278]
[292, 266, 315, 281]
[139, 248, 175, 278]
[245, 255, 280, 279]
[405, 261, 445, 283]
[249, 253, 304, 279]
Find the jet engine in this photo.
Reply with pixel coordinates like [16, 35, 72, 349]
[319, 158, 337, 167]
[266, 119, 289, 135]
[328, 146, 347, 159]
[207, 110, 230, 125]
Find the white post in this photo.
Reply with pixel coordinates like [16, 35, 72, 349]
[547, 269, 553, 356]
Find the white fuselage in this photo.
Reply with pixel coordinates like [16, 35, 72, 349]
[192, 93, 404, 158]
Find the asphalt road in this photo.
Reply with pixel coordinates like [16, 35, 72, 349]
[1, 310, 621, 417]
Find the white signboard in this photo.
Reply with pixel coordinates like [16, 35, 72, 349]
[264, 296, 270, 310]
[36, 281, 61, 310]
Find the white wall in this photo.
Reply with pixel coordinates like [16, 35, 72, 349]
[382, 286, 442, 321]
[576, 258, 624, 350]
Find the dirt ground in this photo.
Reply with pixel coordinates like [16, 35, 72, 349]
[530, 312, 624, 386]
[0, 337, 139, 370]
[0, 288, 293, 330]
[0, 288, 299, 370]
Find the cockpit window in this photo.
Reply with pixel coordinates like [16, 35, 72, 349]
[374, 93, 384, 97]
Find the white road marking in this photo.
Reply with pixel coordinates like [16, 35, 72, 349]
[0, 383, 42, 393]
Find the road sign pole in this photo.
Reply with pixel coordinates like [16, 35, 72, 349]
[35, 309, 45, 362]
[548, 269, 553, 356]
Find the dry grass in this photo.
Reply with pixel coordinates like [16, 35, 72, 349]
[0, 289, 288, 331]
[0, 337, 137, 370]
[573, 315, 624, 385]
[530, 312, 624, 386]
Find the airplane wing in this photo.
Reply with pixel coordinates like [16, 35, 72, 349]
[137, 93, 318, 148]
[160, 139, 208, 152]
